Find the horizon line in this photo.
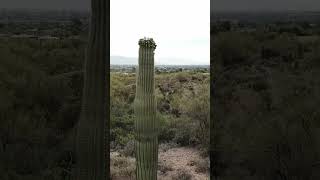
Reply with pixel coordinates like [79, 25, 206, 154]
[110, 64, 210, 66]
[211, 9, 320, 13]
[0, 7, 90, 12]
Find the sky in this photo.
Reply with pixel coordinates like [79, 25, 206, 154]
[1, 0, 318, 64]
[1, 0, 318, 11]
[110, 0, 210, 65]
[0, 0, 89, 10]
[0, 0, 210, 65]
[212, 0, 320, 12]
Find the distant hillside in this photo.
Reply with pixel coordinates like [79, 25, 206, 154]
[211, 11, 320, 23]
[111, 56, 209, 65]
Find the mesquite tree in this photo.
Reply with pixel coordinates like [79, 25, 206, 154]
[75, 0, 109, 179]
[134, 38, 158, 180]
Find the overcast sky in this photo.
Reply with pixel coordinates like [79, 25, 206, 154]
[2, 0, 317, 64]
[0, 0, 89, 10]
[1, 0, 210, 65]
[212, 0, 320, 12]
[111, 0, 210, 65]
[1, 0, 318, 11]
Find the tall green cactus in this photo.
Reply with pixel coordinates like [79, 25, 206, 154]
[75, 0, 108, 179]
[134, 38, 158, 180]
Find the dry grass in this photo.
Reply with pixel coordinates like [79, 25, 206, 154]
[110, 152, 135, 180]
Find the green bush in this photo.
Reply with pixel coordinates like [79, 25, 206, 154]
[213, 32, 259, 67]
[110, 71, 209, 149]
[0, 38, 84, 179]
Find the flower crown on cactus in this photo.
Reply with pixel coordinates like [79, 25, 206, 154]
[138, 37, 157, 49]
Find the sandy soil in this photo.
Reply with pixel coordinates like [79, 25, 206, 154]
[111, 146, 209, 180]
[157, 146, 209, 180]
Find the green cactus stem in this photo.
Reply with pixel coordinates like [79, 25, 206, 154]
[75, 0, 109, 179]
[134, 37, 158, 180]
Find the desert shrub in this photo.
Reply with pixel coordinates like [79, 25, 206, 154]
[110, 153, 136, 179]
[213, 32, 259, 67]
[110, 73, 136, 148]
[171, 81, 210, 147]
[175, 72, 190, 82]
[110, 115, 135, 147]
[304, 40, 320, 68]
[110, 71, 209, 149]
[158, 114, 176, 143]
[158, 115, 200, 146]
[263, 35, 299, 61]
[0, 38, 83, 179]
[172, 118, 199, 146]
[121, 140, 135, 157]
[212, 35, 320, 179]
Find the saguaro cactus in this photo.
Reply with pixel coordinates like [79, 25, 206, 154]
[134, 38, 158, 180]
[75, 0, 109, 179]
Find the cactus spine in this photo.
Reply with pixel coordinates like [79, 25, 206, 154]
[75, 0, 108, 179]
[134, 38, 158, 180]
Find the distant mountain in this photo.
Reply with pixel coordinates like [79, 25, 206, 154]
[211, 11, 320, 23]
[111, 56, 209, 65]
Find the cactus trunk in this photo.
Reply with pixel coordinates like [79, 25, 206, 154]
[75, 0, 108, 179]
[134, 38, 158, 180]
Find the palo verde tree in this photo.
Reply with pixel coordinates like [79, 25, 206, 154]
[134, 38, 159, 180]
[75, 0, 109, 179]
